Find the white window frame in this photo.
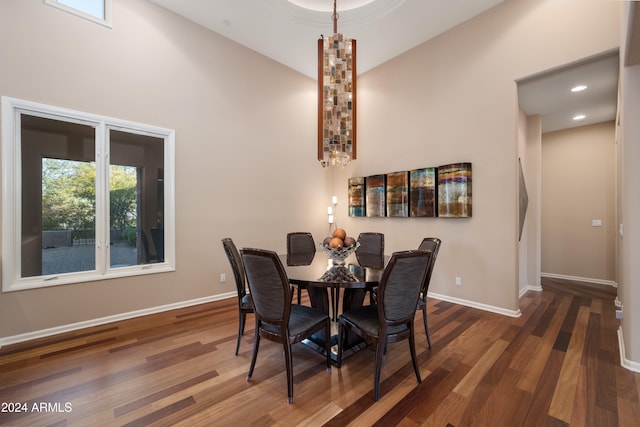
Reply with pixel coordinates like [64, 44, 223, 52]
[1, 97, 175, 292]
[44, 0, 112, 28]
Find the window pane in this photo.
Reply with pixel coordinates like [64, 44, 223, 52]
[21, 115, 96, 278]
[56, 0, 104, 20]
[109, 130, 164, 267]
[3, 97, 174, 291]
[109, 164, 138, 268]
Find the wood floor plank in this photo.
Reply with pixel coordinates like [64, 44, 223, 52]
[1, 279, 640, 426]
[516, 293, 572, 393]
[548, 305, 590, 422]
[452, 339, 509, 398]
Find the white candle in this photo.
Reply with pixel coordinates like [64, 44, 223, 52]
[328, 214, 334, 224]
[328, 206, 333, 215]
[332, 196, 338, 205]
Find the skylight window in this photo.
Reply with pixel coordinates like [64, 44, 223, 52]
[45, 0, 111, 27]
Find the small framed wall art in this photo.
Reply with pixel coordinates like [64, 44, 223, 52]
[409, 167, 437, 217]
[437, 162, 472, 217]
[348, 177, 366, 217]
[386, 171, 409, 217]
[365, 174, 386, 217]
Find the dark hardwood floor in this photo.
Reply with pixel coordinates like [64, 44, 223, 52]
[1, 278, 639, 426]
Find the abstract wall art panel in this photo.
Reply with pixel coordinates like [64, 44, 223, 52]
[386, 171, 409, 217]
[365, 174, 386, 217]
[409, 167, 437, 217]
[518, 158, 529, 241]
[348, 177, 365, 217]
[438, 162, 472, 217]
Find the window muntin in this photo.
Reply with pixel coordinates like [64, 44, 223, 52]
[2, 97, 175, 292]
[45, 0, 112, 28]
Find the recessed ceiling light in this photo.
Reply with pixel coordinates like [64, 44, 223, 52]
[573, 114, 586, 121]
[571, 85, 588, 92]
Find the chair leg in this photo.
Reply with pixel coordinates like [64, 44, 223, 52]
[324, 319, 332, 371]
[373, 337, 386, 401]
[247, 328, 260, 382]
[333, 287, 340, 322]
[336, 319, 345, 368]
[284, 341, 294, 404]
[409, 325, 422, 384]
[369, 286, 377, 305]
[297, 287, 302, 304]
[236, 311, 246, 355]
[422, 306, 432, 349]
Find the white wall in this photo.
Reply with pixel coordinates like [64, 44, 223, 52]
[541, 122, 617, 284]
[0, 0, 623, 343]
[618, 1, 640, 369]
[0, 0, 330, 339]
[333, 0, 619, 313]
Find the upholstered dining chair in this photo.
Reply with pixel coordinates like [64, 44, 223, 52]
[141, 231, 158, 263]
[417, 238, 442, 349]
[336, 250, 432, 401]
[221, 238, 254, 356]
[356, 232, 385, 306]
[240, 247, 331, 404]
[355, 232, 385, 268]
[287, 232, 316, 304]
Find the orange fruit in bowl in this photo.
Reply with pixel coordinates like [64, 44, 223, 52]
[329, 237, 344, 249]
[333, 228, 347, 240]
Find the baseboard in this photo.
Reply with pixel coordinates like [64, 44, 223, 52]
[428, 291, 522, 318]
[0, 291, 236, 348]
[520, 285, 542, 298]
[541, 272, 617, 288]
[617, 326, 640, 373]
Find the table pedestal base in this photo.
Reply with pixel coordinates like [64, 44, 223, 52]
[303, 328, 368, 364]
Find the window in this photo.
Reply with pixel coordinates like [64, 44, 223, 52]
[45, 0, 112, 27]
[2, 97, 175, 292]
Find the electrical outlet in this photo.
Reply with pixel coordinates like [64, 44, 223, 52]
[455, 276, 462, 287]
[220, 273, 226, 283]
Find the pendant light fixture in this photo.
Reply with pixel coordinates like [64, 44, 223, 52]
[318, 0, 356, 167]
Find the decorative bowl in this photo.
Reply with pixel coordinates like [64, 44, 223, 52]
[319, 242, 360, 265]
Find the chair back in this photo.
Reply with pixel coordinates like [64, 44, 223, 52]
[240, 248, 291, 325]
[141, 231, 155, 263]
[377, 250, 432, 323]
[222, 238, 248, 301]
[287, 232, 315, 254]
[418, 238, 441, 293]
[356, 232, 384, 268]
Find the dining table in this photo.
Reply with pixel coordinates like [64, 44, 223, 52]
[279, 250, 387, 362]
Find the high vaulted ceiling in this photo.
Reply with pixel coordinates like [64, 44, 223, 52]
[149, 0, 505, 78]
[148, 0, 619, 133]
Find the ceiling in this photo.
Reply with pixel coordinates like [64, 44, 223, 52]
[518, 52, 619, 133]
[148, 0, 619, 133]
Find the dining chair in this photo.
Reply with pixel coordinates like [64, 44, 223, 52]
[417, 238, 442, 349]
[287, 232, 316, 304]
[356, 232, 385, 306]
[355, 232, 385, 268]
[240, 247, 331, 404]
[336, 250, 433, 401]
[141, 231, 158, 263]
[221, 238, 254, 356]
